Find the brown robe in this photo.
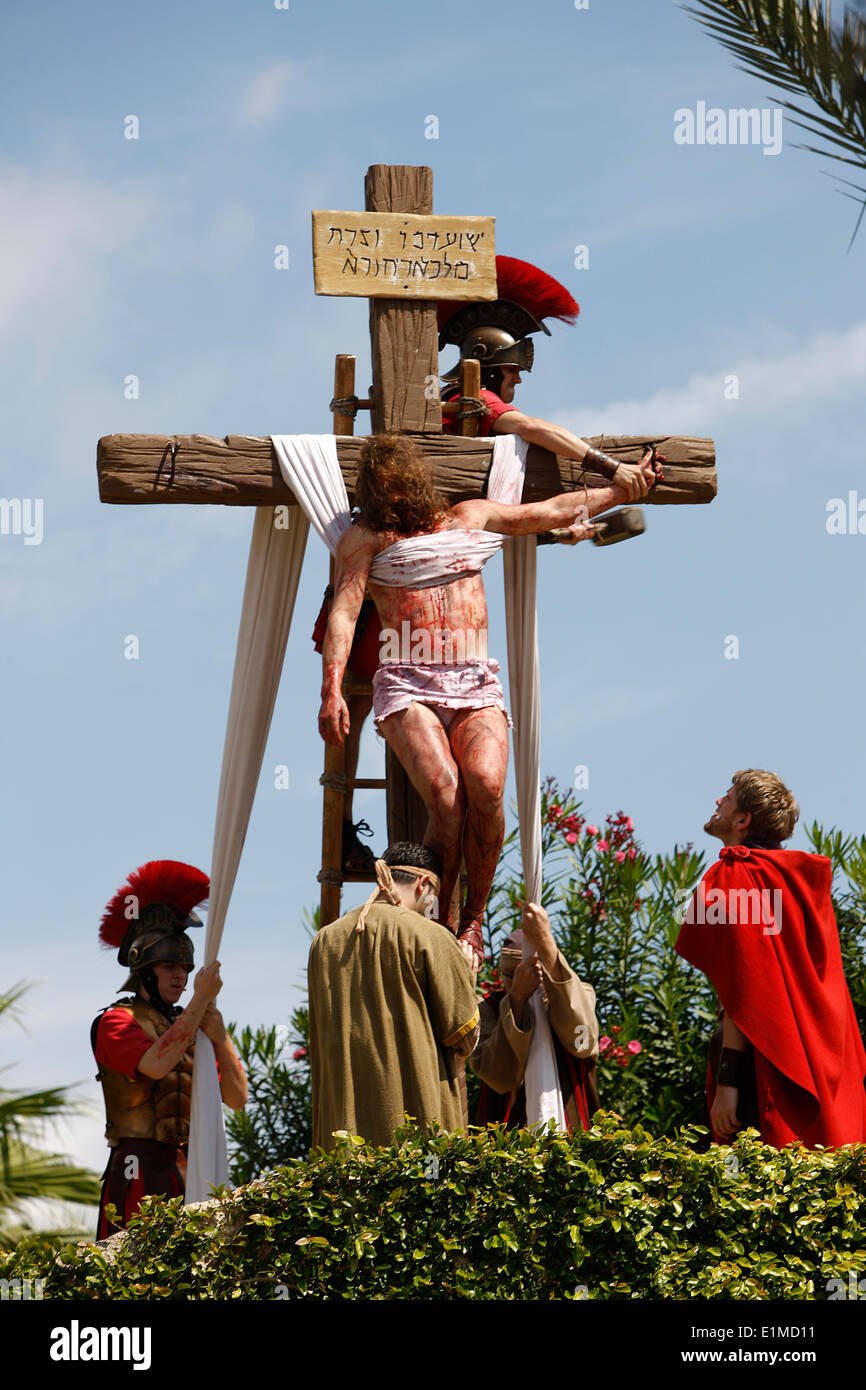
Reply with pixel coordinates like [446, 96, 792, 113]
[308, 901, 479, 1151]
[470, 948, 600, 1101]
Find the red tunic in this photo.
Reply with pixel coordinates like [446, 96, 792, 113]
[95, 1008, 153, 1076]
[442, 387, 519, 437]
[676, 845, 866, 1148]
[93, 1005, 218, 1239]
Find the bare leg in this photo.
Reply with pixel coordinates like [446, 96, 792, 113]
[447, 706, 509, 961]
[377, 703, 467, 925]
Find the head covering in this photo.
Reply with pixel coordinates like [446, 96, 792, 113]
[498, 931, 523, 979]
[354, 859, 441, 934]
[438, 255, 579, 380]
[100, 860, 208, 992]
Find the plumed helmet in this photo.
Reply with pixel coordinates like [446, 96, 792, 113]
[439, 256, 579, 381]
[99, 860, 208, 992]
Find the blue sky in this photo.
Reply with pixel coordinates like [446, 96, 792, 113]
[2, 0, 864, 1210]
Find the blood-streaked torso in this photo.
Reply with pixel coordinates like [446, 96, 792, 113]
[348, 514, 491, 652]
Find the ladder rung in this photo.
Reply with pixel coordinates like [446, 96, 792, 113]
[318, 869, 378, 885]
[350, 778, 387, 790]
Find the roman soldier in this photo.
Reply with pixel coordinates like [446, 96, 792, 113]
[92, 860, 246, 1238]
[439, 254, 662, 497]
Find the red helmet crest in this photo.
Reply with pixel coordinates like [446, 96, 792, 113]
[438, 255, 579, 334]
[100, 860, 209, 950]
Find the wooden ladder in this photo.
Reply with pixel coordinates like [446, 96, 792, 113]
[318, 667, 387, 925]
[317, 353, 480, 926]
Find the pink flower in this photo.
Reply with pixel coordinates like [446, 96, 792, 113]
[586, 824, 599, 837]
[627, 1040, 642, 1055]
[611, 1025, 621, 1034]
[565, 832, 577, 845]
[625, 817, 634, 832]
[627, 848, 637, 861]
[599, 1036, 611, 1052]
[293, 1048, 307, 1061]
[596, 839, 610, 852]
[615, 850, 626, 863]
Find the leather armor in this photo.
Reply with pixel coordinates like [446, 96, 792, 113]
[94, 998, 195, 1148]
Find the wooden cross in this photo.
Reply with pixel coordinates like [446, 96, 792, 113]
[96, 164, 717, 922]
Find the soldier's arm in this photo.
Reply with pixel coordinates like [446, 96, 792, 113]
[200, 1005, 248, 1110]
[136, 964, 221, 1080]
[491, 409, 657, 500]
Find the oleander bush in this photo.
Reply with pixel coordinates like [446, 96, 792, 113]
[3, 1117, 865, 1300]
[226, 1007, 311, 1186]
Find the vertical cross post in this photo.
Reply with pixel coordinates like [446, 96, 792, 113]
[363, 165, 441, 848]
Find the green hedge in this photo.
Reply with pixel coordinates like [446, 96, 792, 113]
[4, 1116, 866, 1300]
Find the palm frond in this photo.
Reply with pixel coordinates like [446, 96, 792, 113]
[0, 1138, 101, 1211]
[0, 983, 102, 1233]
[0, 983, 32, 1029]
[682, 1, 866, 234]
[0, 1086, 90, 1135]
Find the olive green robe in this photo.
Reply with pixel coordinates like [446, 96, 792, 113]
[308, 902, 479, 1151]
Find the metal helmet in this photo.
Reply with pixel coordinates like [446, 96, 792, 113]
[438, 256, 579, 383]
[439, 324, 536, 383]
[99, 861, 208, 993]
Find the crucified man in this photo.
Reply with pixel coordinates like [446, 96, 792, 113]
[318, 433, 659, 967]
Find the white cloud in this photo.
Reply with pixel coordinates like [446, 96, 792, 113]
[0, 166, 157, 333]
[238, 60, 313, 124]
[555, 321, 866, 436]
[0, 164, 265, 340]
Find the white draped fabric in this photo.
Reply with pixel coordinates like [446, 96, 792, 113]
[489, 441, 567, 1131]
[186, 505, 310, 1202]
[185, 432, 564, 1202]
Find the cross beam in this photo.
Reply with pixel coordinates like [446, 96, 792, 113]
[96, 432, 717, 507]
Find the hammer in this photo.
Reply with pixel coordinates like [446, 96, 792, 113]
[537, 506, 646, 548]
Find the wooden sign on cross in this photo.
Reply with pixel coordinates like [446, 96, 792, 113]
[96, 163, 717, 923]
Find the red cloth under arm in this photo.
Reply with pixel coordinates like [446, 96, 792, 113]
[442, 387, 519, 437]
[95, 1009, 152, 1078]
[676, 845, 866, 1147]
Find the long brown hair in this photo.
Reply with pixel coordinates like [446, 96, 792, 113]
[355, 434, 446, 536]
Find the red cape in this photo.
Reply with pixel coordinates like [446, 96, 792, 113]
[676, 845, 866, 1148]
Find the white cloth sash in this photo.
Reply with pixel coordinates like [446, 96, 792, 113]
[271, 434, 506, 586]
